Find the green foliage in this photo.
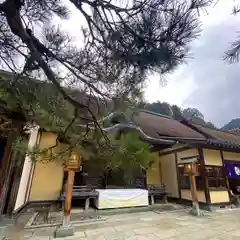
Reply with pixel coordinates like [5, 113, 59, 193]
[223, 2, 240, 63]
[0, 0, 207, 108]
[183, 107, 204, 121]
[142, 100, 216, 127]
[12, 135, 69, 164]
[144, 101, 173, 116]
[171, 105, 183, 121]
[112, 132, 154, 171]
[0, 74, 78, 136]
[12, 136, 28, 156]
[0, 0, 211, 169]
[83, 131, 155, 175]
[206, 122, 216, 129]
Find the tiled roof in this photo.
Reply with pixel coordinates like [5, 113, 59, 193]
[184, 122, 240, 149]
[133, 111, 205, 140]
[229, 128, 240, 133]
[193, 123, 240, 144]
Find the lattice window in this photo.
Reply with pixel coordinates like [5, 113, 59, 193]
[204, 166, 226, 189]
[178, 165, 204, 190]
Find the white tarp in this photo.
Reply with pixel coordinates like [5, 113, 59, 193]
[94, 189, 148, 209]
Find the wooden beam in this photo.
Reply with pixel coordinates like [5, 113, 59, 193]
[198, 148, 211, 204]
[189, 173, 198, 203]
[159, 145, 190, 156]
[175, 152, 181, 199]
[220, 150, 232, 201]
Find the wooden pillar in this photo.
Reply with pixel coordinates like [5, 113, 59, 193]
[189, 172, 201, 215]
[189, 174, 198, 204]
[175, 152, 181, 199]
[198, 148, 211, 205]
[55, 153, 80, 237]
[220, 151, 232, 200]
[184, 162, 201, 216]
[63, 169, 75, 226]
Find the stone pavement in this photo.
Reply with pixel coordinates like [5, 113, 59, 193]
[1, 209, 240, 239]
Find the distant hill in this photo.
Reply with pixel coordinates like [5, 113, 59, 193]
[141, 101, 216, 128]
[222, 118, 240, 131]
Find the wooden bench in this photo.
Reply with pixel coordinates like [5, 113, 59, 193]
[148, 185, 168, 205]
[59, 185, 99, 210]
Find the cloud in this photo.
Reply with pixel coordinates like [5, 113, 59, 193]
[145, 1, 240, 125]
[182, 14, 240, 127]
[144, 70, 197, 107]
[61, 0, 240, 128]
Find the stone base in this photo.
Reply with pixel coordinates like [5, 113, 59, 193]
[55, 225, 75, 238]
[200, 204, 212, 212]
[189, 202, 203, 216]
[232, 196, 240, 207]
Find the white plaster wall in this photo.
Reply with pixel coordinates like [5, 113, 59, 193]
[14, 125, 40, 211]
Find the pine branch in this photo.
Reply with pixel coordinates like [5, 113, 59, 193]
[224, 35, 240, 63]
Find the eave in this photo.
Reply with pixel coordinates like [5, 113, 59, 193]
[199, 140, 240, 153]
[103, 123, 176, 146]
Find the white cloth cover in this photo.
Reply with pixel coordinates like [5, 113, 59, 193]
[94, 189, 148, 209]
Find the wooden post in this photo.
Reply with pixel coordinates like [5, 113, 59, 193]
[183, 162, 201, 216]
[55, 153, 80, 237]
[63, 170, 75, 226]
[188, 172, 201, 216]
[189, 173, 198, 204]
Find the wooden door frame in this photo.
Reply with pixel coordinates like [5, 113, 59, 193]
[0, 121, 22, 215]
[5, 149, 26, 215]
[0, 130, 16, 215]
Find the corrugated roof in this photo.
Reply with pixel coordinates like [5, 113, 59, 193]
[133, 111, 205, 140]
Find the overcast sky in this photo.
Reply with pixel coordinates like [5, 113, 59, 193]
[60, 0, 240, 128]
[145, 0, 240, 127]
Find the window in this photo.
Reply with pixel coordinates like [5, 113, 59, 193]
[204, 166, 226, 189]
[178, 165, 204, 190]
[178, 164, 227, 191]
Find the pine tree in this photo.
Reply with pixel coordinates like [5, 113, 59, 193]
[0, 0, 211, 162]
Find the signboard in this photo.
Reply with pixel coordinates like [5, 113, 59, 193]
[224, 163, 240, 179]
[178, 156, 198, 164]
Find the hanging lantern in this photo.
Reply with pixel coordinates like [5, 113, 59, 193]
[65, 152, 81, 171]
[184, 162, 198, 175]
